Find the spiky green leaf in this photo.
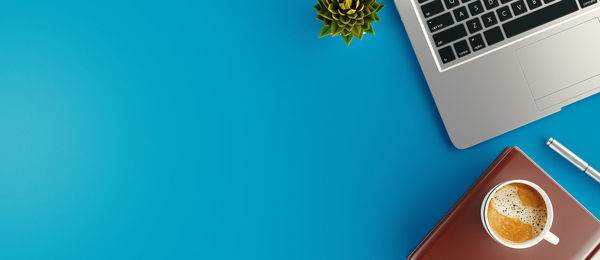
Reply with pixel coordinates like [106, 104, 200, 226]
[340, 15, 350, 24]
[365, 23, 374, 34]
[342, 33, 353, 46]
[319, 24, 332, 38]
[351, 25, 361, 38]
[319, 9, 333, 20]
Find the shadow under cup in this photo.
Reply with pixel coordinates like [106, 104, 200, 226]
[481, 179, 560, 249]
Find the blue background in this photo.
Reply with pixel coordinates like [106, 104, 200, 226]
[1, 0, 599, 259]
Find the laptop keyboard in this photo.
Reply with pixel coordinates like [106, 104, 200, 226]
[418, 0, 597, 65]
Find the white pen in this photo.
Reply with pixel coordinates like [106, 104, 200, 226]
[547, 138, 600, 184]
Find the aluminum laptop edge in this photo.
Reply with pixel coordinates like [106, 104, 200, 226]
[394, 0, 600, 149]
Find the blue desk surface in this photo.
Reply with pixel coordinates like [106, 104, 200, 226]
[1, 1, 600, 259]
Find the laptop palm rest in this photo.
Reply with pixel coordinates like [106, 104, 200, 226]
[516, 18, 600, 110]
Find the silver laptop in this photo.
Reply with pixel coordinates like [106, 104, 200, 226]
[394, 0, 600, 149]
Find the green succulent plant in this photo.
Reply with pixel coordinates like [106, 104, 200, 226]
[314, 0, 385, 46]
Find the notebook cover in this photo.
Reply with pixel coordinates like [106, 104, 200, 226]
[408, 147, 600, 260]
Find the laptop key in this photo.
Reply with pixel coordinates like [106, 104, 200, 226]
[419, 0, 430, 3]
[427, 12, 454, 32]
[579, 0, 598, 8]
[503, 0, 579, 38]
[483, 26, 505, 45]
[468, 1, 485, 15]
[526, 0, 542, 9]
[422, 0, 445, 18]
[453, 6, 470, 22]
[439, 46, 456, 64]
[511, 0, 527, 16]
[469, 34, 486, 51]
[444, 0, 461, 9]
[543, 0, 555, 3]
[433, 24, 468, 47]
[483, 0, 500, 9]
[453, 40, 471, 58]
[500, 0, 513, 3]
[496, 6, 513, 22]
[481, 12, 498, 27]
[466, 17, 483, 33]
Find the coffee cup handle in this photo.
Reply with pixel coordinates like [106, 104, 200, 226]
[544, 231, 560, 245]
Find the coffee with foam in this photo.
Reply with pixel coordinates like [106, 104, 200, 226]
[487, 183, 547, 243]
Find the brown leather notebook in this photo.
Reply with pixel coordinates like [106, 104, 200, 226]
[409, 147, 600, 260]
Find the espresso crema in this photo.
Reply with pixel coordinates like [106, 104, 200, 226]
[487, 183, 547, 243]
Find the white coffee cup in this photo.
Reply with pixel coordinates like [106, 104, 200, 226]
[481, 179, 559, 249]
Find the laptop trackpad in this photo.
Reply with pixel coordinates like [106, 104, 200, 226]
[517, 19, 600, 109]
